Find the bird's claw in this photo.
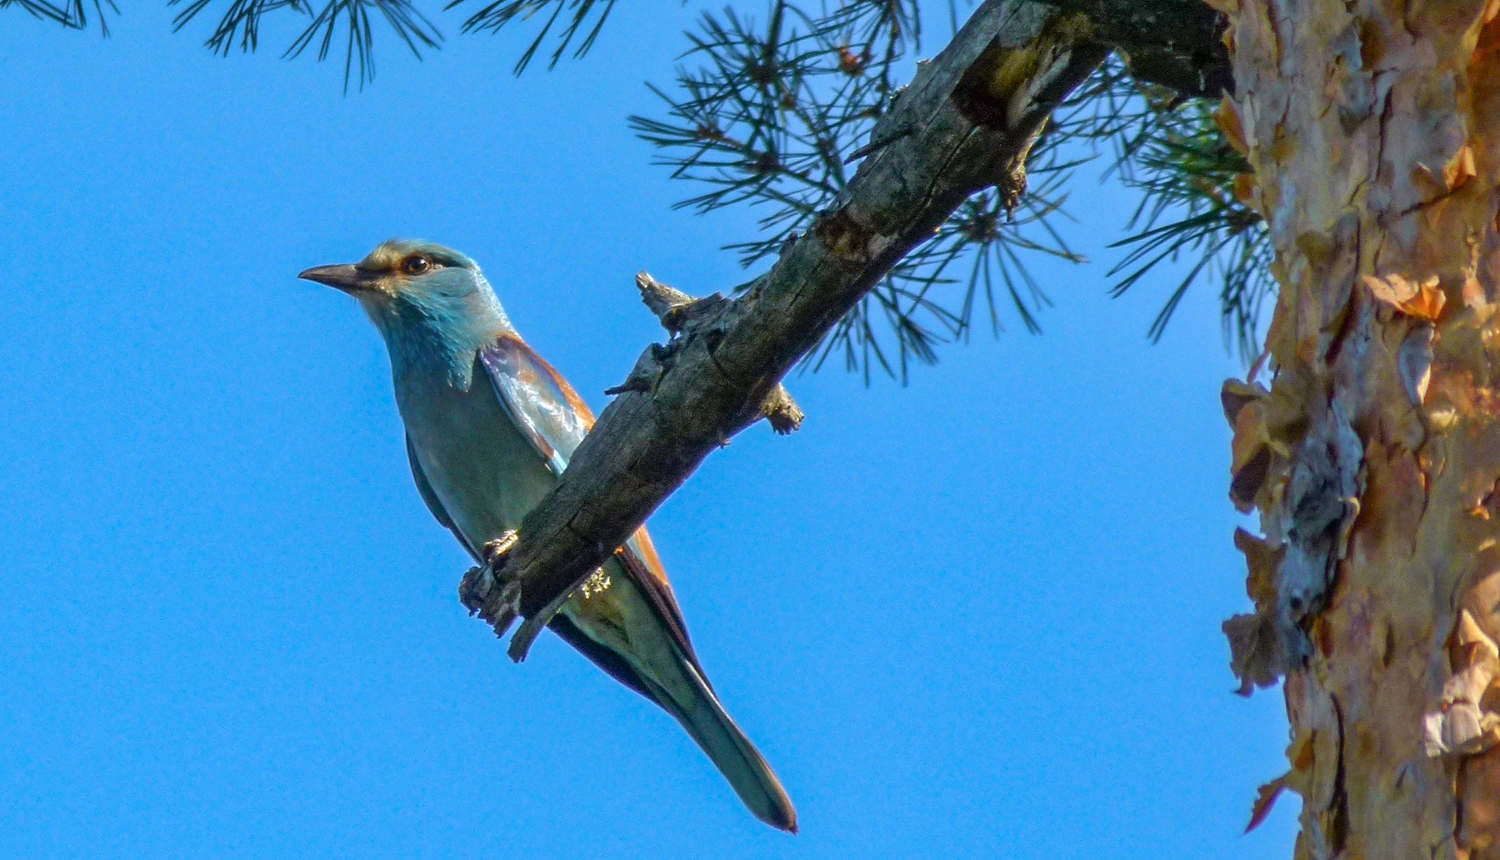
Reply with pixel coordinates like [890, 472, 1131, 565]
[483, 530, 519, 563]
[457, 530, 522, 633]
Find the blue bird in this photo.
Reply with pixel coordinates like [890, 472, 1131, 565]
[300, 239, 797, 832]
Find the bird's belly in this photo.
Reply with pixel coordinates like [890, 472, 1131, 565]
[399, 377, 558, 550]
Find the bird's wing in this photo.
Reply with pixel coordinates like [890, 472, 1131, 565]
[477, 333, 698, 657]
[477, 334, 794, 831]
[406, 434, 478, 558]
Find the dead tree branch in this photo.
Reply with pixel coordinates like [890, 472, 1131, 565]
[467, 0, 1111, 659]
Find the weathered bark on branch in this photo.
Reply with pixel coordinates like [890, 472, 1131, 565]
[609, 272, 805, 435]
[469, 0, 1110, 659]
[1216, 0, 1500, 856]
[1023, 0, 1233, 97]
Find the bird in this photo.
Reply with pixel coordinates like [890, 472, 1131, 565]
[300, 239, 797, 832]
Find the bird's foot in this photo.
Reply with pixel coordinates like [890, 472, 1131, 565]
[482, 530, 520, 561]
[458, 530, 523, 634]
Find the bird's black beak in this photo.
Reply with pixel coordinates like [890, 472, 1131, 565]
[298, 263, 373, 293]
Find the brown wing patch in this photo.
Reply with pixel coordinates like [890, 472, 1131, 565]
[618, 529, 700, 668]
[517, 337, 597, 427]
[479, 333, 593, 467]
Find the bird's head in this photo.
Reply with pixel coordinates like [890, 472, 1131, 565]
[301, 239, 512, 343]
[299, 239, 485, 303]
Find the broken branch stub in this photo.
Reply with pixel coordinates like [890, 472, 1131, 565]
[633, 272, 805, 434]
[475, 0, 1109, 661]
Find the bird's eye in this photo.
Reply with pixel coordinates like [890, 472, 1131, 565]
[402, 255, 432, 275]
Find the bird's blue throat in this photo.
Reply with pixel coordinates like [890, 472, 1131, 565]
[362, 275, 512, 390]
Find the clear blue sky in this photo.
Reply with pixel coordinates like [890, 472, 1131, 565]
[0, 5, 1296, 858]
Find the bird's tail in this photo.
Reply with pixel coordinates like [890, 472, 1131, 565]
[651, 653, 799, 833]
[550, 570, 797, 833]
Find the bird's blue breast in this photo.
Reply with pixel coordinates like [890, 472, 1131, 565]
[395, 354, 559, 548]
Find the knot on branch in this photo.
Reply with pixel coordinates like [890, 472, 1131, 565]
[813, 209, 893, 265]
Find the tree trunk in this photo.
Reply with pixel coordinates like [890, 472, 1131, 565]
[1217, 0, 1500, 856]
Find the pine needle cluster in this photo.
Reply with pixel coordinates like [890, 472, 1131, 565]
[9, 0, 1273, 373]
